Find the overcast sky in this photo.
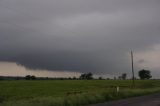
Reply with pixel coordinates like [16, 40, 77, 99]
[0, 0, 160, 78]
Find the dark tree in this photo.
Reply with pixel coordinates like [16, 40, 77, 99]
[106, 78, 110, 80]
[31, 75, 36, 80]
[118, 76, 122, 80]
[122, 73, 127, 80]
[0, 76, 4, 80]
[73, 76, 77, 80]
[138, 69, 152, 79]
[98, 77, 103, 80]
[25, 75, 36, 80]
[86, 72, 93, 79]
[25, 75, 31, 80]
[79, 73, 86, 79]
[79, 72, 93, 80]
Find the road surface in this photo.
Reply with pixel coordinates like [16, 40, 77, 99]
[89, 93, 160, 106]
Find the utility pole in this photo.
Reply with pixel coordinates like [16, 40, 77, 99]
[131, 50, 135, 87]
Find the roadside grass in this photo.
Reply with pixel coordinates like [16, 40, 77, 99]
[0, 80, 160, 106]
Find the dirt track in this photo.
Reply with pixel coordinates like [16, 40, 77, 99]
[89, 93, 160, 106]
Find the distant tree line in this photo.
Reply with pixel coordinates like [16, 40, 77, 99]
[0, 69, 153, 80]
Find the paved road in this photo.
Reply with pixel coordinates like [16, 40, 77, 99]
[89, 93, 160, 106]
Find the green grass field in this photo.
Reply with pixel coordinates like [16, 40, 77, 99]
[0, 80, 160, 106]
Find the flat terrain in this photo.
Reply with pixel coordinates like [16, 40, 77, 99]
[0, 80, 160, 106]
[89, 93, 160, 106]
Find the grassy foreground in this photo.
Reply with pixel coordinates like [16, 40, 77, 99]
[0, 80, 160, 106]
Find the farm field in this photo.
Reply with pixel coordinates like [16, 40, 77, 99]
[0, 80, 160, 106]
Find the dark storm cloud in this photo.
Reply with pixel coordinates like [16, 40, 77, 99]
[0, 0, 160, 74]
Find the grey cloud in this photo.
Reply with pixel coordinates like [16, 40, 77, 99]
[0, 0, 160, 75]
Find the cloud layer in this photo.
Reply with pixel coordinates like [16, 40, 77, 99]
[0, 0, 160, 76]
